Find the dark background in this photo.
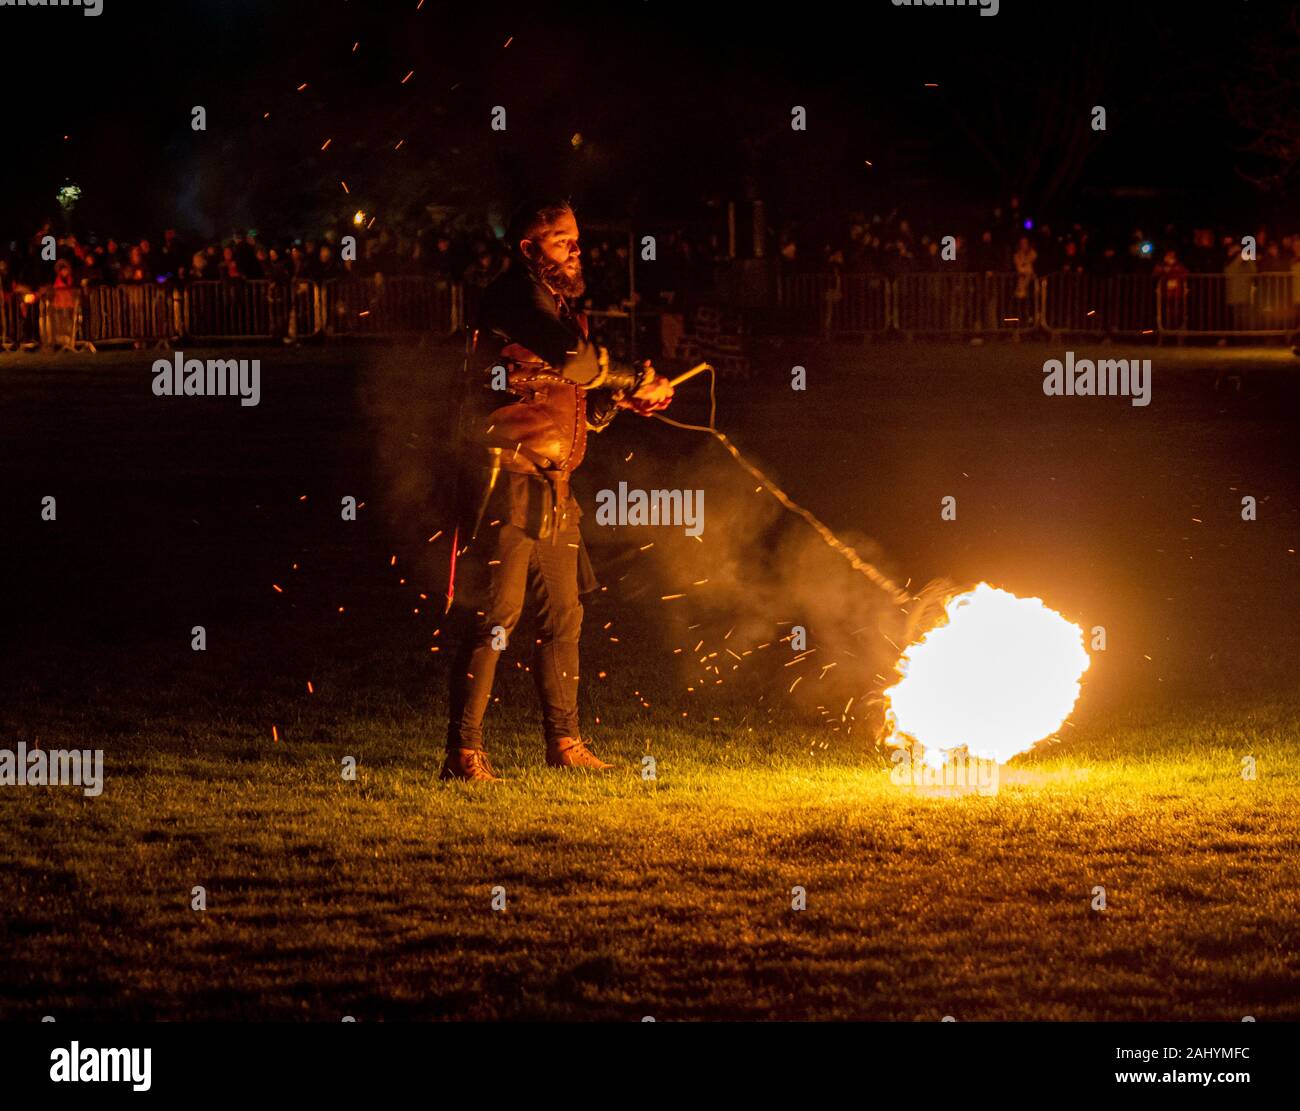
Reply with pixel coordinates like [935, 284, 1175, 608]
[2, 0, 1294, 243]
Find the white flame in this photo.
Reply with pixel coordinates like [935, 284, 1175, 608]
[884, 584, 1090, 767]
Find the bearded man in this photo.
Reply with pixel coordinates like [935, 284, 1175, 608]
[441, 199, 674, 781]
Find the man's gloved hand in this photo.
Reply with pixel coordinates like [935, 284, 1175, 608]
[615, 360, 674, 416]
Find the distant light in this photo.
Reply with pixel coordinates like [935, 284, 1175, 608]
[1139, 240, 1153, 256]
[571, 132, 583, 149]
[1022, 218, 1033, 230]
[353, 211, 366, 226]
[57, 183, 82, 211]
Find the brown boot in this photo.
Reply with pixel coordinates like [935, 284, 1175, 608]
[440, 748, 503, 782]
[545, 736, 614, 770]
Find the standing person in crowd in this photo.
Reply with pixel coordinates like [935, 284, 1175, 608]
[1224, 240, 1257, 339]
[1012, 234, 1037, 333]
[1154, 248, 1189, 332]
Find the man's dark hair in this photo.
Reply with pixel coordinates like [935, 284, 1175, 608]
[506, 197, 575, 256]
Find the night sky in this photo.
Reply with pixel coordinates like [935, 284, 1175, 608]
[1, 0, 1287, 242]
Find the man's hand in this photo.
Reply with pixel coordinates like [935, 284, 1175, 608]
[615, 360, 674, 416]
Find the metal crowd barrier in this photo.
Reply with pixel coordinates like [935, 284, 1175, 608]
[1041, 272, 1298, 337]
[81, 283, 180, 347]
[1041, 273, 1158, 337]
[185, 279, 295, 342]
[38, 287, 84, 350]
[4, 273, 1298, 351]
[776, 272, 891, 336]
[894, 272, 1040, 335]
[1, 292, 42, 350]
[320, 275, 459, 337]
[1163, 273, 1297, 336]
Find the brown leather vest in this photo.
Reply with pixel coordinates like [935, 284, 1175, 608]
[468, 308, 592, 479]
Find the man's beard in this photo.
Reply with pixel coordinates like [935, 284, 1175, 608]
[531, 252, 585, 299]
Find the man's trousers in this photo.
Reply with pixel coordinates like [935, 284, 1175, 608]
[446, 519, 584, 751]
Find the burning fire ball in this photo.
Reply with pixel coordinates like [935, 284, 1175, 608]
[884, 584, 1090, 768]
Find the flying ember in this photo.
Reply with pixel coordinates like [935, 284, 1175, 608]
[884, 584, 1090, 768]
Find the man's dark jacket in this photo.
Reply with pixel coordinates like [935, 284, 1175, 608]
[448, 261, 642, 598]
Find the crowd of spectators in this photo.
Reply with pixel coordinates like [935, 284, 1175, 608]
[6, 195, 1300, 331]
[1, 222, 493, 291]
[0, 220, 723, 315]
[777, 195, 1300, 285]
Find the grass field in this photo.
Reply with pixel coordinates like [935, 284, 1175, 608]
[1, 340, 1297, 1020]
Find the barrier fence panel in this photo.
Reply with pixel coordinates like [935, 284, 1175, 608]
[1042, 273, 1158, 336]
[775, 272, 890, 336]
[82, 284, 180, 346]
[10, 274, 1300, 352]
[895, 273, 1039, 335]
[1169, 273, 1298, 336]
[321, 276, 457, 336]
[2, 292, 42, 350]
[39, 288, 82, 350]
[834, 274, 890, 334]
[185, 280, 288, 341]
